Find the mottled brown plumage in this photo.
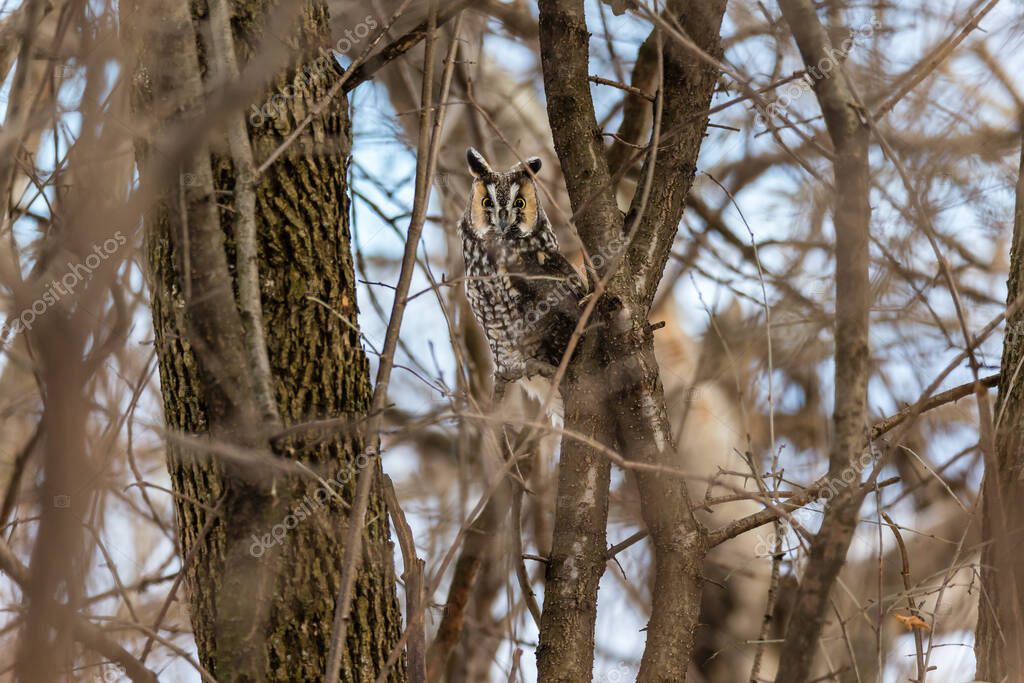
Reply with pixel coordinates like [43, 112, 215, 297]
[458, 148, 586, 406]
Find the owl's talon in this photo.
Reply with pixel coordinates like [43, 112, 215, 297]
[524, 360, 558, 379]
[495, 368, 524, 384]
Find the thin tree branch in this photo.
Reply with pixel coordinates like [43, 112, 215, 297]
[383, 475, 426, 683]
[325, 6, 460, 678]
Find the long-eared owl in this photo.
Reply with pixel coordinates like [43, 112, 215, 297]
[458, 148, 586, 412]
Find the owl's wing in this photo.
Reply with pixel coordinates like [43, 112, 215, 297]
[509, 248, 586, 306]
[507, 248, 588, 368]
[545, 251, 588, 300]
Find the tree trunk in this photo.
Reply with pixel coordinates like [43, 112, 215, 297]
[128, 0, 405, 679]
[976, 132, 1024, 682]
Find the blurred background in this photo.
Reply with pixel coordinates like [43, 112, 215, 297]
[1, 0, 1021, 680]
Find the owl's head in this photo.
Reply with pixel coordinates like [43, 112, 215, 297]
[464, 147, 544, 239]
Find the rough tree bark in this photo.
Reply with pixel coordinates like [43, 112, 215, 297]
[976, 131, 1024, 681]
[127, 0, 404, 678]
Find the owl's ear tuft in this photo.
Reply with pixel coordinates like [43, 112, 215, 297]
[466, 148, 493, 177]
[524, 157, 542, 175]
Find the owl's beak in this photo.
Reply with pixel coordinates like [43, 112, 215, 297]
[497, 208, 510, 230]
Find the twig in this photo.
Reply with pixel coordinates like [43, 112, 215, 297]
[871, 374, 999, 439]
[140, 496, 224, 663]
[588, 74, 655, 101]
[882, 512, 927, 682]
[325, 5, 458, 679]
[382, 475, 425, 683]
[873, 0, 1001, 116]
[0, 421, 41, 525]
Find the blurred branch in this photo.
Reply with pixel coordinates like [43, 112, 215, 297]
[0, 421, 41, 526]
[873, 0, 1001, 117]
[773, 0, 873, 679]
[424, 429, 531, 682]
[0, 0, 45, 230]
[383, 475, 426, 683]
[0, 538, 159, 683]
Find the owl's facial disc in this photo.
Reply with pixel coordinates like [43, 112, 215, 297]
[466, 152, 542, 239]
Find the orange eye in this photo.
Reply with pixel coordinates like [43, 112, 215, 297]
[514, 196, 526, 209]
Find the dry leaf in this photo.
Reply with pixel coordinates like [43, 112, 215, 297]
[894, 613, 931, 631]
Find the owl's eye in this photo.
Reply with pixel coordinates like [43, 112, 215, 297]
[513, 196, 526, 209]
[482, 197, 493, 208]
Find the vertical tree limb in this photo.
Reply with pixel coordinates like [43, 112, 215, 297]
[383, 475, 426, 683]
[535, 3, 622, 678]
[975, 127, 1024, 681]
[536, 1, 727, 679]
[129, 0, 408, 676]
[624, 0, 728, 312]
[773, 2, 872, 680]
[535, 374, 616, 682]
[135, 1, 276, 675]
[207, 0, 280, 429]
[537, 0, 622, 264]
[608, 5, 727, 679]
